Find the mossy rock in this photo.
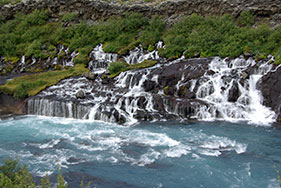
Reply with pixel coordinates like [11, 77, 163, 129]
[178, 86, 188, 97]
[4, 57, 20, 64]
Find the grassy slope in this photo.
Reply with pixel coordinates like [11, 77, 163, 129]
[0, 64, 89, 98]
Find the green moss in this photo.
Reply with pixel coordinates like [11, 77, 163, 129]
[163, 86, 169, 96]
[4, 56, 19, 64]
[0, 64, 89, 98]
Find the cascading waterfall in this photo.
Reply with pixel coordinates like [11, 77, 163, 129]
[124, 41, 163, 64]
[88, 44, 118, 73]
[195, 57, 276, 125]
[25, 40, 278, 125]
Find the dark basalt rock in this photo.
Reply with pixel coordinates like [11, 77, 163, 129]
[228, 81, 239, 102]
[261, 65, 281, 122]
[1, 0, 280, 26]
[143, 80, 157, 92]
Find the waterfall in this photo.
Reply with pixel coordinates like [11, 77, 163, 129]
[88, 44, 118, 73]
[124, 41, 163, 64]
[195, 57, 276, 125]
[25, 41, 278, 125]
[27, 98, 90, 119]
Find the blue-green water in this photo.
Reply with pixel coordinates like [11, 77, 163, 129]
[0, 116, 281, 188]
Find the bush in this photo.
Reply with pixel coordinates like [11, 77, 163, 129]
[103, 43, 118, 53]
[0, 158, 92, 188]
[62, 12, 78, 22]
[139, 16, 165, 49]
[108, 61, 129, 75]
[237, 11, 255, 27]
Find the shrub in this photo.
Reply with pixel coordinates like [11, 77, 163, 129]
[103, 43, 118, 53]
[237, 11, 255, 27]
[139, 16, 165, 49]
[62, 12, 78, 22]
[108, 61, 129, 75]
[0, 158, 91, 188]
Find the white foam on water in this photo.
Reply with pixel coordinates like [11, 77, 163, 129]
[163, 145, 190, 158]
[129, 130, 179, 147]
[133, 149, 161, 166]
[39, 139, 60, 149]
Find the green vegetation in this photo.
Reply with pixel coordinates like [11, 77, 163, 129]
[161, 13, 281, 61]
[0, 0, 21, 6]
[108, 60, 157, 78]
[1, 9, 280, 64]
[0, 10, 164, 60]
[0, 10, 281, 97]
[108, 61, 129, 75]
[62, 12, 79, 22]
[0, 158, 91, 188]
[0, 64, 89, 98]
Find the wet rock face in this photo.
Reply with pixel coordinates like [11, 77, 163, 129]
[1, 0, 281, 25]
[25, 58, 211, 124]
[24, 55, 278, 125]
[261, 65, 281, 122]
[0, 92, 25, 118]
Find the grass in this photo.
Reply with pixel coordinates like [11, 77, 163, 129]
[0, 64, 89, 98]
[109, 60, 157, 78]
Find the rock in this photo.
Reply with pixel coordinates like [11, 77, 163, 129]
[164, 85, 175, 96]
[228, 81, 239, 102]
[241, 71, 249, 80]
[76, 90, 85, 99]
[143, 80, 156, 92]
[261, 65, 281, 119]
[82, 72, 96, 80]
[1, 0, 280, 26]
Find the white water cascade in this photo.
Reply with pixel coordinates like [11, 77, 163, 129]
[195, 57, 276, 125]
[25, 41, 278, 125]
[88, 44, 118, 73]
[124, 41, 163, 64]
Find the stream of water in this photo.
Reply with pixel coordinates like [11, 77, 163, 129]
[0, 116, 280, 187]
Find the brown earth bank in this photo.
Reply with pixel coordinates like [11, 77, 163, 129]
[0, 92, 25, 119]
[1, 0, 281, 25]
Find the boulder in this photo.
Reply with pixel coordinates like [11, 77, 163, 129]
[76, 90, 85, 99]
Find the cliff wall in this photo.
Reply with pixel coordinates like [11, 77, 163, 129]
[1, 0, 281, 25]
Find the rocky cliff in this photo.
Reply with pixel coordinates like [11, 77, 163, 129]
[1, 0, 281, 25]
